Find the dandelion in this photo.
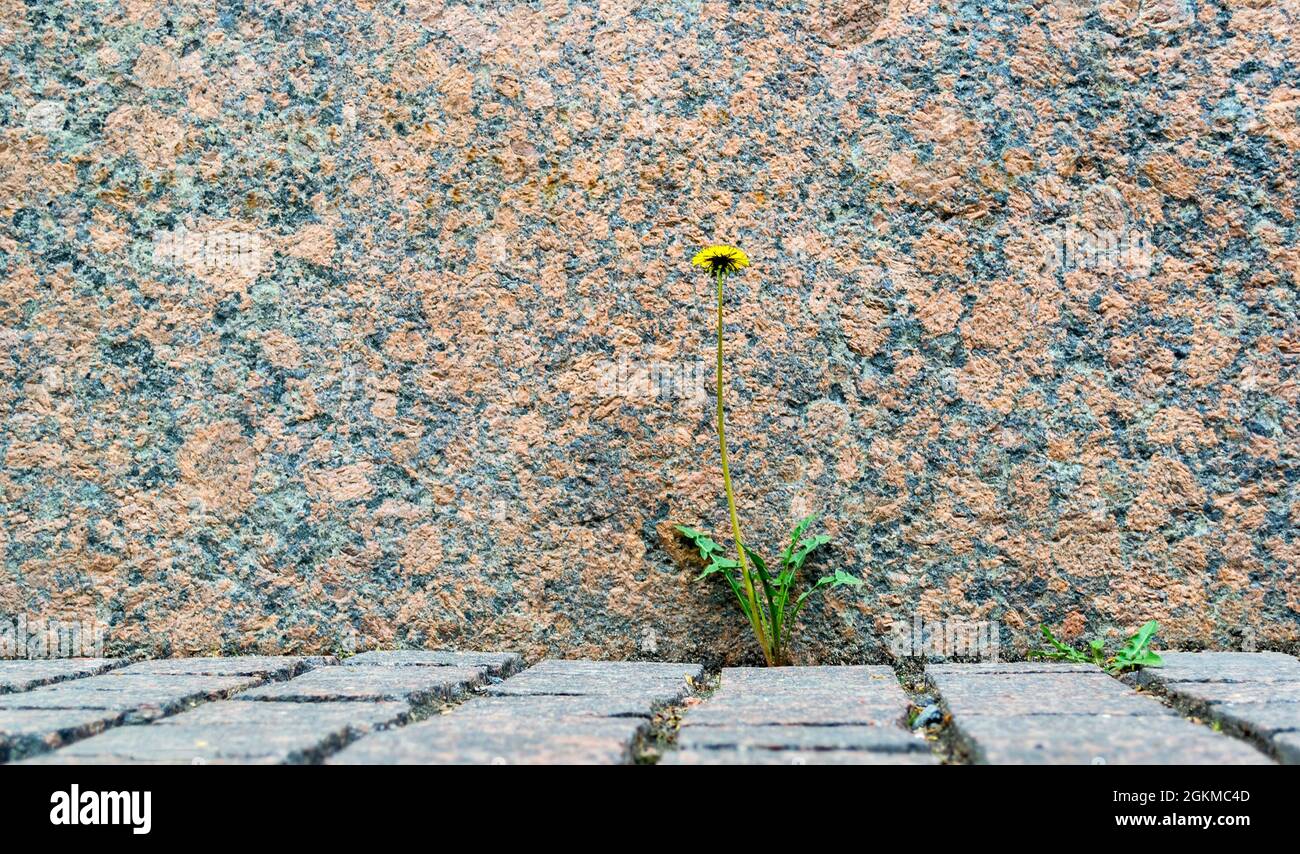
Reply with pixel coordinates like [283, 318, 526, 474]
[677, 244, 862, 666]
[691, 244, 750, 278]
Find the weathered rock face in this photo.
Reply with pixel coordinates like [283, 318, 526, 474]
[1, 0, 1297, 665]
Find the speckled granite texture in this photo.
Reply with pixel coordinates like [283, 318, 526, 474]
[1, 0, 1297, 664]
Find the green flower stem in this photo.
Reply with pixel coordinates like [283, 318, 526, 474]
[715, 269, 774, 666]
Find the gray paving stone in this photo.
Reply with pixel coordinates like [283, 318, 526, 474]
[116, 656, 323, 677]
[662, 748, 939, 765]
[27, 701, 409, 765]
[343, 650, 523, 674]
[677, 724, 923, 752]
[929, 670, 1166, 717]
[447, 694, 656, 720]
[954, 714, 1272, 765]
[1213, 702, 1300, 737]
[1137, 652, 1300, 764]
[235, 664, 487, 704]
[331, 658, 702, 764]
[719, 664, 900, 688]
[666, 665, 924, 765]
[331, 714, 645, 765]
[0, 673, 265, 762]
[1157, 680, 1300, 706]
[1144, 652, 1300, 683]
[927, 661, 1098, 675]
[0, 674, 264, 713]
[682, 693, 904, 727]
[0, 708, 125, 762]
[482, 659, 702, 706]
[931, 664, 1273, 764]
[0, 658, 128, 693]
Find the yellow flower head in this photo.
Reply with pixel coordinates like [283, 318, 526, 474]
[692, 244, 750, 277]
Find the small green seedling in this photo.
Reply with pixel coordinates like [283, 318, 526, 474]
[676, 515, 862, 667]
[1030, 619, 1163, 675]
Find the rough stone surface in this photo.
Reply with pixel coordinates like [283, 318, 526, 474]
[933, 663, 1271, 764]
[1137, 651, 1300, 764]
[0, 659, 128, 693]
[3, 2, 1298, 666]
[331, 658, 702, 764]
[667, 665, 930, 764]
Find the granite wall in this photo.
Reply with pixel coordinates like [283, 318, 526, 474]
[1, 0, 1297, 664]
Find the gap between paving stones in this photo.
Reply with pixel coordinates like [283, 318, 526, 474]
[891, 658, 963, 764]
[634, 668, 719, 764]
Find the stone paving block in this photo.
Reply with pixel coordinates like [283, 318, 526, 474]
[927, 661, 1098, 675]
[666, 665, 925, 765]
[662, 748, 939, 766]
[954, 714, 1272, 765]
[0, 673, 265, 762]
[1136, 652, 1300, 764]
[331, 659, 702, 764]
[1213, 702, 1300, 737]
[1143, 652, 1300, 683]
[344, 650, 523, 674]
[0, 658, 128, 693]
[28, 701, 410, 765]
[931, 663, 1273, 764]
[677, 724, 922, 752]
[1155, 680, 1300, 705]
[115, 656, 323, 677]
[0, 708, 126, 762]
[331, 715, 645, 765]
[235, 664, 488, 704]
[446, 694, 655, 720]
[0, 674, 264, 713]
[718, 664, 900, 688]
[482, 659, 702, 705]
[930, 670, 1165, 717]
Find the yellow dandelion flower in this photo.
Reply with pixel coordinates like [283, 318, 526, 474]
[691, 244, 750, 277]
